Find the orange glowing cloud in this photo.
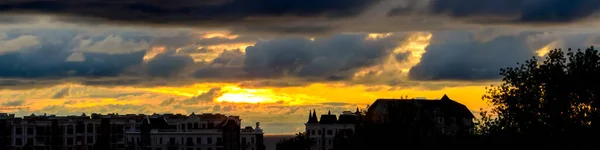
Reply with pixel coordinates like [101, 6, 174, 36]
[201, 32, 240, 40]
[143, 46, 166, 61]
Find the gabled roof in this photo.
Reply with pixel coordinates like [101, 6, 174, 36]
[368, 95, 474, 119]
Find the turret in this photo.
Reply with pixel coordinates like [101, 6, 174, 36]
[307, 110, 318, 123]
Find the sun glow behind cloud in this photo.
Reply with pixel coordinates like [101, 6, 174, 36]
[216, 86, 280, 104]
[366, 33, 393, 40]
[353, 32, 433, 79]
[143, 46, 166, 61]
[200, 31, 240, 40]
[536, 41, 559, 57]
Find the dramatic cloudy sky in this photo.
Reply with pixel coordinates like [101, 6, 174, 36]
[2, 0, 600, 134]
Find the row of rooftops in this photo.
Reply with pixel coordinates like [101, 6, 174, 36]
[306, 108, 362, 124]
[306, 94, 475, 124]
[0, 112, 238, 122]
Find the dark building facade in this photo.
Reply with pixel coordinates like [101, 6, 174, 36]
[366, 94, 475, 136]
[305, 110, 362, 150]
[0, 113, 265, 150]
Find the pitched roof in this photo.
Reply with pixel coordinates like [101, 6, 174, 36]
[368, 95, 474, 119]
[319, 114, 338, 124]
[337, 115, 357, 124]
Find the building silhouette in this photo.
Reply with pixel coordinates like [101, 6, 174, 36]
[0, 113, 265, 150]
[305, 109, 361, 150]
[366, 94, 475, 136]
[300, 94, 475, 150]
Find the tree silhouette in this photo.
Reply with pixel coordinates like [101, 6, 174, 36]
[275, 132, 313, 150]
[479, 47, 600, 148]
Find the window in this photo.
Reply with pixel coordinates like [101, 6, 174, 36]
[194, 123, 198, 129]
[15, 127, 22, 135]
[27, 127, 33, 135]
[15, 138, 22, 146]
[196, 138, 201, 144]
[36, 126, 46, 135]
[327, 130, 332, 135]
[216, 137, 222, 145]
[437, 117, 444, 124]
[328, 139, 331, 145]
[87, 136, 93, 144]
[207, 138, 212, 144]
[187, 148, 193, 150]
[156, 148, 162, 150]
[36, 137, 45, 144]
[196, 148, 201, 150]
[241, 137, 246, 144]
[26, 138, 32, 145]
[67, 137, 74, 145]
[67, 125, 73, 134]
[216, 148, 222, 150]
[187, 137, 193, 144]
[76, 123, 84, 134]
[311, 130, 315, 135]
[317, 130, 321, 135]
[87, 124, 94, 134]
[208, 148, 212, 150]
[251, 137, 254, 143]
[160, 137, 163, 144]
[450, 117, 456, 124]
[170, 138, 175, 144]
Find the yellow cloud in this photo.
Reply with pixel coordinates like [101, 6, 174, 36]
[536, 41, 559, 57]
[366, 33, 393, 40]
[200, 31, 240, 40]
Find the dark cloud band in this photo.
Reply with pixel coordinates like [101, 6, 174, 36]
[0, 0, 376, 26]
[390, 0, 600, 23]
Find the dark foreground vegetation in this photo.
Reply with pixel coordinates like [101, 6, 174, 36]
[277, 47, 600, 150]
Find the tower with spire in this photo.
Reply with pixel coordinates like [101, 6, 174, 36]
[305, 109, 359, 150]
[307, 109, 318, 124]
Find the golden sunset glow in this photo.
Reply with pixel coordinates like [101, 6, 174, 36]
[536, 41, 559, 57]
[353, 32, 433, 79]
[143, 46, 166, 61]
[366, 32, 393, 40]
[201, 32, 240, 40]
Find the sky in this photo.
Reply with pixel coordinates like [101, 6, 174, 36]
[2, 0, 600, 134]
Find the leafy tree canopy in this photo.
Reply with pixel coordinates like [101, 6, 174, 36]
[479, 46, 600, 137]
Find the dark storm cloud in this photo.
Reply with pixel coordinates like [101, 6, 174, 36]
[0, 49, 145, 78]
[390, 0, 600, 23]
[0, 29, 207, 88]
[0, 0, 377, 26]
[243, 34, 399, 80]
[408, 31, 538, 81]
[146, 51, 195, 77]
